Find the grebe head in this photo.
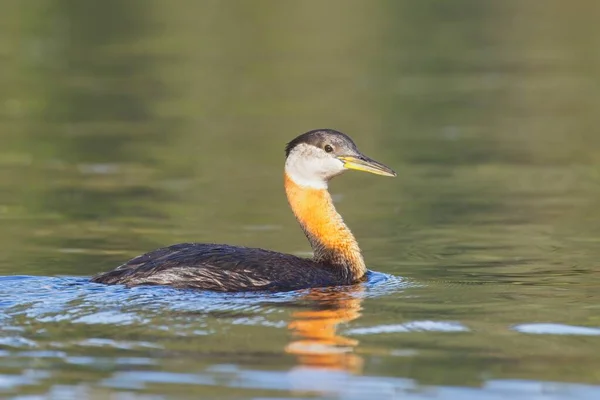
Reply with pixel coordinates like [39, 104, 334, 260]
[285, 129, 396, 188]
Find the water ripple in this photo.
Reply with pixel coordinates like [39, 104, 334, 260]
[512, 323, 600, 336]
[0, 272, 407, 334]
[346, 321, 469, 335]
[96, 368, 600, 399]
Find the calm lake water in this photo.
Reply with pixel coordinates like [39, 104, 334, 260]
[1, 1, 600, 398]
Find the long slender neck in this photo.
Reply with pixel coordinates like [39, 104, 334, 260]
[284, 173, 366, 281]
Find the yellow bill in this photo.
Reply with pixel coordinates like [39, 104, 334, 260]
[337, 155, 396, 177]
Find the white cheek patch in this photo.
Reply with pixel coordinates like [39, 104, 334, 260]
[285, 144, 345, 189]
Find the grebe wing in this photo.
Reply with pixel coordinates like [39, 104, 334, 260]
[91, 243, 342, 292]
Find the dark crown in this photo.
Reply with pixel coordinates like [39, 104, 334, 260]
[285, 129, 357, 158]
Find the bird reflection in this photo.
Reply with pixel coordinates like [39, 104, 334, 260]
[285, 285, 364, 373]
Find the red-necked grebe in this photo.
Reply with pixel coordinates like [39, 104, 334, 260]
[91, 129, 396, 292]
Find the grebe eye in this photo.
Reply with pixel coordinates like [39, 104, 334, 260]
[324, 145, 334, 153]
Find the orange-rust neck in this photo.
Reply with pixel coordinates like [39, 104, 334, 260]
[284, 173, 366, 280]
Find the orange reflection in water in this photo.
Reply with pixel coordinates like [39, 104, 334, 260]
[285, 286, 365, 374]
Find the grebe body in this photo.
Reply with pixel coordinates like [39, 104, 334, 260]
[91, 129, 395, 292]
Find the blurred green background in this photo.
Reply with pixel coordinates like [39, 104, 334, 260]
[1, 0, 600, 397]
[2, 0, 600, 276]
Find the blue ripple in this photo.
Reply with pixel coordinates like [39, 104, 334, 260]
[0, 271, 406, 329]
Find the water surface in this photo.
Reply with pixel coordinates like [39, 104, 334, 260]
[1, 0, 600, 398]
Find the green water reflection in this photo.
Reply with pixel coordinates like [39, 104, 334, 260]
[1, 0, 600, 397]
